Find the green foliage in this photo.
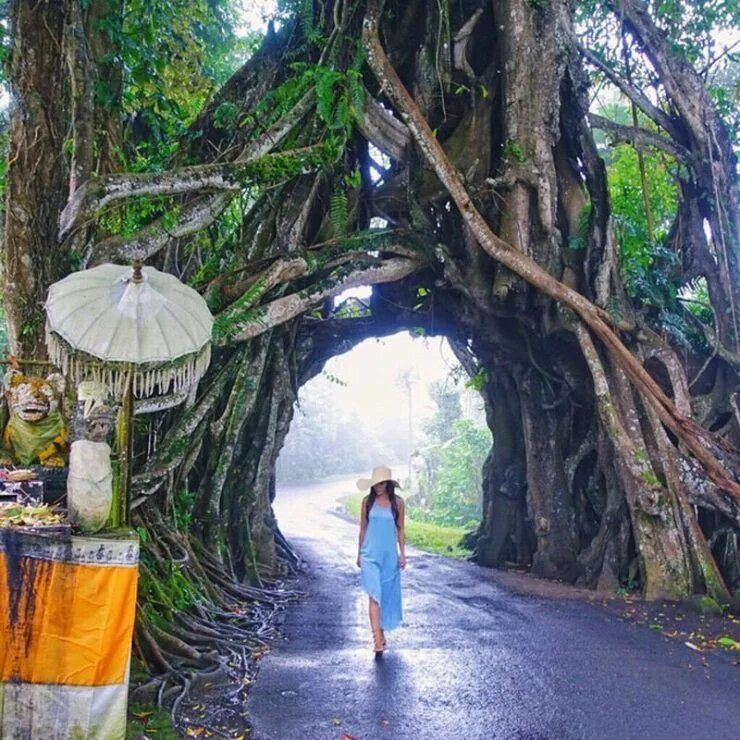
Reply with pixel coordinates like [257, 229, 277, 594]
[344, 169, 362, 189]
[112, 0, 249, 167]
[291, 62, 365, 136]
[464, 367, 488, 393]
[0, 301, 9, 359]
[330, 186, 349, 238]
[504, 139, 526, 164]
[413, 286, 431, 311]
[86, 1, 253, 252]
[252, 66, 314, 131]
[577, 1, 739, 149]
[241, 136, 344, 184]
[0, 129, 7, 206]
[605, 138, 680, 307]
[139, 553, 202, 624]
[129, 4, 241, 105]
[568, 201, 592, 251]
[333, 298, 370, 319]
[415, 417, 490, 526]
[410, 379, 490, 527]
[212, 101, 239, 130]
[657, 307, 703, 348]
[717, 635, 740, 650]
[190, 192, 250, 293]
[174, 488, 195, 530]
[682, 277, 713, 324]
[98, 193, 182, 242]
[295, 0, 326, 47]
[708, 70, 739, 148]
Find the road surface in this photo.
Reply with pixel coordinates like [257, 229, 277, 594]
[246, 477, 739, 740]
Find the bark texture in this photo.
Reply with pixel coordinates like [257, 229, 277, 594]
[4, 0, 71, 357]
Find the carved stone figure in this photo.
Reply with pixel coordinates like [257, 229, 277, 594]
[1, 369, 68, 466]
[67, 381, 115, 532]
[67, 440, 113, 533]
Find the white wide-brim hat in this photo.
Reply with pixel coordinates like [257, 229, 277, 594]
[356, 464, 402, 491]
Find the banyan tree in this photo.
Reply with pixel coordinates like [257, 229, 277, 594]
[3, 0, 739, 698]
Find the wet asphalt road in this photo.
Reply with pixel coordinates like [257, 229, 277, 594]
[246, 477, 739, 740]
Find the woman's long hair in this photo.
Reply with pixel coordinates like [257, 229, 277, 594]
[364, 480, 400, 528]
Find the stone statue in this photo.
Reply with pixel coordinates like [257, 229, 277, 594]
[1, 368, 68, 467]
[67, 381, 114, 533]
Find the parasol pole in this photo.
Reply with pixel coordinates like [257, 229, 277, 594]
[113, 261, 144, 527]
[113, 363, 135, 528]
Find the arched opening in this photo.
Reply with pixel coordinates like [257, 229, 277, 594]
[275, 326, 491, 562]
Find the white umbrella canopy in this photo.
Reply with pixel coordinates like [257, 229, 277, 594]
[45, 263, 213, 398]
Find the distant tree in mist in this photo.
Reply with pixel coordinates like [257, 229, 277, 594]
[276, 373, 409, 483]
[423, 379, 463, 444]
[412, 381, 491, 526]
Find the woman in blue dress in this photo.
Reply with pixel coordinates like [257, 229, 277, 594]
[356, 465, 406, 658]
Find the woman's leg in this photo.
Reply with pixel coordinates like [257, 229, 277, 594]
[368, 597, 381, 631]
[368, 597, 383, 653]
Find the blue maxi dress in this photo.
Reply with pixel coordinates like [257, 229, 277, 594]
[360, 501, 403, 630]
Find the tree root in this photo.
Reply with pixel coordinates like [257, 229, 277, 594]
[131, 508, 301, 732]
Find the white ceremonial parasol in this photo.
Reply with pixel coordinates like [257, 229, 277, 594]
[45, 261, 213, 399]
[44, 260, 214, 527]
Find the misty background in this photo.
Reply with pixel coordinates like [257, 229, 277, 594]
[276, 322, 491, 528]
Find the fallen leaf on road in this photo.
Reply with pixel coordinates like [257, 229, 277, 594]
[717, 636, 740, 650]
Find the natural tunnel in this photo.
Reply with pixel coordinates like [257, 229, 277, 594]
[142, 265, 736, 599]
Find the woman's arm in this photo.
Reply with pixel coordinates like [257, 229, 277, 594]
[357, 496, 368, 567]
[397, 497, 406, 569]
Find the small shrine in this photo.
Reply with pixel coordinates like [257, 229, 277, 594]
[0, 260, 213, 737]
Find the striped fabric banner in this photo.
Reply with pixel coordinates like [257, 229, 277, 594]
[0, 530, 139, 739]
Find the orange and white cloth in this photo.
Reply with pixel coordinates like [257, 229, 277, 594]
[0, 530, 139, 738]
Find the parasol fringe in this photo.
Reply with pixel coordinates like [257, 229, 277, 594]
[45, 328, 211, 402]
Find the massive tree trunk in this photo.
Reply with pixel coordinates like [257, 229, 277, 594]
[4, 0, 70, 357]
[3, 0, 739, 718]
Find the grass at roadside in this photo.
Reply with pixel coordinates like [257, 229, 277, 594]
[343, 492, 473, 559]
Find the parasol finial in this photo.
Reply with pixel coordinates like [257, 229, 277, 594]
[131, 259, 144, 283]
